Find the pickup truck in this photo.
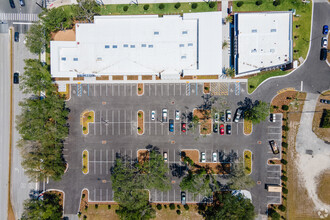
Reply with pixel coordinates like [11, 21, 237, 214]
[269, 140, 280, 154]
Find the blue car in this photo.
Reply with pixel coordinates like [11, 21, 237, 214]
[323, 25, 328, 35]
[169, 119, 174, 132]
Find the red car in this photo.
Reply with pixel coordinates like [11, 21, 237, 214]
[181, 123, 186, 132]
[220, 124, 224, 135]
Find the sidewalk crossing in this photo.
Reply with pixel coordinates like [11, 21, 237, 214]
[0, 13, 39, 22]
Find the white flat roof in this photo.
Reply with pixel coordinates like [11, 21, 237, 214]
[236, 12, 292, 75]
[51, 12, 222, 78]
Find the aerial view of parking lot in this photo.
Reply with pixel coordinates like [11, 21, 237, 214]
[1, 0, 330, 219]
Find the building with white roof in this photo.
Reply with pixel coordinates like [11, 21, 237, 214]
[233, 11, 293, 76]
[50, 12, 222, 82]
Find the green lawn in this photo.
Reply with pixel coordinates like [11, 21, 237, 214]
[248, 70, 289, 94]
[233, 0, 312, 61]
[99, 2, 218, 15]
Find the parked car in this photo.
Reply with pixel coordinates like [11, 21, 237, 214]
[226, 124, 231, 135]
[175, 110, 180, 120]
[213, 123, 218, 133]
[151, 110, 155, 121]
[212, 152, 217, 162]
[322, 37, 328, 48]
[162, 109, 168, 122]
[201, 152, 206, 162]
[13, 72, 19, 84]
[169, 119, 174, 132]
[181, 192, 186, 205]
[323, 25, 329, 35]
[9, 0, 15, 8]
[163, 152, 168, 162]
[220, 114, 225, 122]
[181, 123, 186, 132]
[214, 113, 219, 123]
[226, 110, 231, 121]
[269, 140, 280, 154]
[320, 99, 330, 104]
[19, 0, 25, 6]
[270, 113, 276, 122]
[220, 124, 224, 135]
[234, 109, 242, 123]
[320, 48, 327, 61]
[14, 32, 19, 42]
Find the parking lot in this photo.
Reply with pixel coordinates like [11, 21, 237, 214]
[47, 82, 282, 214]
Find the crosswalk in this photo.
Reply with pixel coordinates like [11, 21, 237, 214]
[0, 13, 39, 22]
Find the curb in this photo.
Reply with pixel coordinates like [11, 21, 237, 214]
[248, 1, 315, 95]
[243, 149, 253, 175]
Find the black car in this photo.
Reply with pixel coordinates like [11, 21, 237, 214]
[9, 0, 15, 8]
[320, 99, 330, 104]
[320, 48, 327, 61]
[213, 123, 218, 133]
[226, 124, 231, 135]
[13, 72, 19, 84]
[19, 0, 25, 6]
[14, 32, 19, 42]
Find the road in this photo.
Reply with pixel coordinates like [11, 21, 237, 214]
[0, 31, 11, 220]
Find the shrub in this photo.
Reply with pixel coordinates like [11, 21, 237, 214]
[95, 204, 98, 209]
[138, 113, 142, 118]
[156, 204, 162, 210]
[83, 215, 87, 220]
[138, 127, 141, 131]
[321, 109, 330, 128]
[159, 3, 165, 9]
[250, 85, 255, 89]
[204, 87, 209, 90]
[278, 205, 286, 212]
[282, 187, 288, 194]
[282, 125, 289, 131]
[87, 115, 92, 120]
[184, 204, 189, 210]
[282, 105, 289, 111]
[143, 4, 149, 10]
[271, 211, 280, 220]
[83, 154, 86, 158]
[273, 105, 279, 109]
[84, 206, 88, 211]
[123, 5, 128, 11]
[209, 1, 216, 8]
[273, 0, 281, 6]
[256, 0, 262, 5]
[174, 2, 181, 9]
[281, 159, 288, 165]
[78, 212, 81, 217]
[177, 204, 181, 209]
[82, 194, 85, 198]
[236, 1, 244, 7]
[282, 142, 288, 148]
[83, 127, 87, 131]
[176, 210, 181, 215]
[169, 203, 175, 210]
[108, 204, 111, 209]
[138, 87, 142, 91]
[164, 204, 167, 209]
[281, 175, 288, 181]
[191, 3, 198, 9]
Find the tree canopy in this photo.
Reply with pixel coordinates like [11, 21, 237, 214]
[25, 23, 49, 55]
[20, 59, 53, 94]
[40, 7, 73, 33]
[21, 193, 63, 220]
[228, 160, 255, 190]
[73, 0, 101, 22]
[244, 101, 270, 124]
[200, 193, 255, 220]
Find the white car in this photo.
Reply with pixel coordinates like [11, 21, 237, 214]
[322, 37, 328, 48]
[151, 111, 155, 121]
[212, 152, 217, 162]
[163, 152, 168, 162]
[226, 110, 231, 121]
[162, 109, 168, 122]
[214, 113, 219, 123]
[175, 110, 180, 120]
[201, 152, 206, 162]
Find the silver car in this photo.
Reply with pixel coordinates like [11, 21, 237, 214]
[212, 152, 217, 162]
[201, 152, 206, 162]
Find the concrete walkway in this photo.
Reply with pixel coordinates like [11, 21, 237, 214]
[295, 92, 330, 214]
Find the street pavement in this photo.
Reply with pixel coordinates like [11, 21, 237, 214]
[10, 33, 39, 219]
[0, 31, 11, 220]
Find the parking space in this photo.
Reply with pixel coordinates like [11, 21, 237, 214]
[266, 114, 283, 157]
[265, 165, 282, 204]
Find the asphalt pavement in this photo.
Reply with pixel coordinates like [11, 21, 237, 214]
[0, 31, 11, 220]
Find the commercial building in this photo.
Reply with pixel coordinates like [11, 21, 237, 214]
[233, 11, 293, 76]
[50, 12, 222, 83]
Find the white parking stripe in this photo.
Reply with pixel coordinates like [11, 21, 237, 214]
[106, 149, 109, 174]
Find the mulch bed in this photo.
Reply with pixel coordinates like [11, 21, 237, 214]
[127, 75, 138, 80]
[137, 110, 144, 135]
[203, 83, 210, 94]
[193, 109, 212, 135]
[137, 83, 144, 95]
[112, 75, 124, 80]
[271, 91, 298, 113]
[142, 75, 152, 80]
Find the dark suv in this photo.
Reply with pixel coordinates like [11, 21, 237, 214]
[9, 0, 15, 8]
[14, 32, 19, 42]
[13, 72, 19, 84]
[320, 48, 327, 61]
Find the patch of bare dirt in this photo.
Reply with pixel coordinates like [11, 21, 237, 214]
[51, 29, 76, 41]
